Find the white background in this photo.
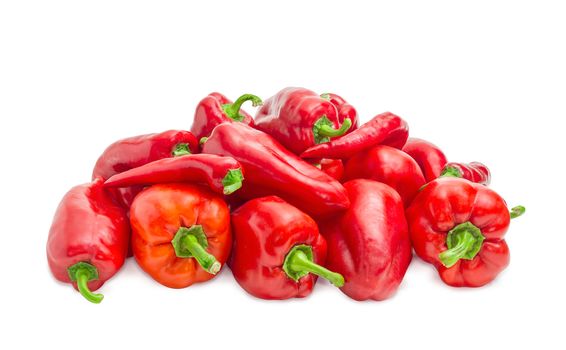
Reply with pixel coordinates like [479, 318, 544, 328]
[1, 1, 564, 349]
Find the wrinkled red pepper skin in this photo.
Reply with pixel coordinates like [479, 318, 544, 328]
[318, 159, 344, 181]
[47, 177, 130, 295]
[442, 162, 491, 185]
[92, 130, 199, 208]
[300, 112, 409, 159]
[201, 122, 350, 217]
[255, 87, 349, 155]
[321, 180, 412, 301]
[229, 196, 329, 300]
[191, 92, 258, 140]
[344, 145, 426, 207]
[322, 93, 358, 133]
[104, 154, 244, 195]
[402, 138, 448, 182]
[406, 177, 511, 287]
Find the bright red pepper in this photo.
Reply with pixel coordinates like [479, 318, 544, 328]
[320, 92, 358, 133]
[191, 92, 262, 141]
[201, 122, 350, 217]
[316, 158, 344, 181]
[92, 130, 199, 208]
[320, 180, 412, 301]
[254, 87, 352, 154]
[343, 145, 426, 207]
[130, 183, 231, 288]
[230, 196, 344, 300]
[300, 112, 409, 159]
[402, 137, 448, 182]
[104, 154, 244, 195]
[441, 161, 491, 185]
[406, 177, 524, 287]
[47, 177, 130, 303]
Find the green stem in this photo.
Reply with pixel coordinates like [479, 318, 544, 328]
[317, 118, 352, 138]
[172, 143, 191, 156]
[440, 166, 462, 178]
[283, 245, 344, 287]
[222, 168, 244, 195]
[67, 262, 103, 304]
[171, 226, 221, 274]
[438, 222, 485, 268]
[199, 137, 208, 146]
[510, 205, 525, 219]
[222, 94, 262, 122]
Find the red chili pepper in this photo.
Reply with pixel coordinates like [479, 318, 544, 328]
[92, 130, 199, 208]
[300, 112, 409, 159]
[201, 122, 350, 217]
[320, 92, 358, 133]
[47, 177, 130, 303]
[230, 196, 344, 300]
[441, 161, 491, 185]
[254, 87, 352, 154]
[104, 154, 244, 195]
[402, 137, 448, 182]
[320, 179, 412, 301]
[406, 177, 524, 287]
[191, 92, 262, 141]
[343, 145, 426, 207]
[130, 183, 231, 288]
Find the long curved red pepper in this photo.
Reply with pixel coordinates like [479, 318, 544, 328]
[402, 137, 448, 182]
[255, 87, 352, 155]
[47, 177, 130, 303]
[191, 92, 262, 140]
[406, 177, 524, 287]
[441, 161, 491, 185]
[320, 179, 412, 301]
[104, 154, 244, 195]
[230, 196, 344, 300]
[300, 112, 409, 159]
[320, 92, 358, 133]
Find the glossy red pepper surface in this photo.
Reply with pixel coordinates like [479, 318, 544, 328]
[230, 196, 344, 300]
[320, 180, 412, 301]
[321, 92, 358, 133]
[318, 158, 344, 181]
[47, 177, 130, 303]
[344, 145, 426, 207]
[441, 161, 491, 185]
[402, 137, 448, 182]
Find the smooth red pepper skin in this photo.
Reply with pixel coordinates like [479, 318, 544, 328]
[47, 177, 130, 293]
[255, 87, 349, 155]
[104, 154, 244, 195]
[322, 93, 358, 133]
[201, 122, 350, 217]
[402, 138, 448, 182]
[321, 180, 412, 301]
[344, 145, 426, 207]
[130, 183, 231, 288]
[92, 130, 199, 208]
[442, 162, 491, 185]
[229, 196, 328, 300]
[318, 158, 344, 181]
[191, 92, 257, 140]
[300, 112, 409, 159]
[406, 177, 511, 287]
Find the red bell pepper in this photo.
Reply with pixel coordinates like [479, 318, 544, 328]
[230, 196, 344, 300]
[191, 92, 262, 140]
[92, 130, 199, 208]
[104, 154, 244, 195]
[402, 138, 448, 182]
[254, 87, 352, 154]
[47, 177, 130, 303]
[320, 92, 358, 133]
[300, 112, 409, 159]
[201, 122, 350, 217]
[130, 183, 231, 288]
[441, 161, 491, 185]
[406, 177, 524, 287]
[343, 145, 426, 207]
[320, 179, 412, 301]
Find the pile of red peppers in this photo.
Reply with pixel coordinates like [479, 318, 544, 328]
[46, 87, 525, 303]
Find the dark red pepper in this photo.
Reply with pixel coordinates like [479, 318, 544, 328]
[254, 87, 352, 154]
[300, 112, 409, 159]
[441, 162, 491, 185]
[191, 92, 262, 141]
[230, 196, 344, 300]
[402, 138, 448, 182]
[47, 177, 130, 303]
[320, 92, 358, 133]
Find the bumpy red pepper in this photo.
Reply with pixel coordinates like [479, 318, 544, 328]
[201, 122, 350, 217]
[320, 92, 358, 133]
[300, 112, 409, 159]
[254, 87, 352, 154]
[406, 177, 524, 287]
[230, 196, 344, 300]
[191, 92, 262, 141]
[104, 154, 244, 195]
[320, 180, 412, 301]
[130, 183, 231, 288]
[92, 130, 199, 208]
[402, 138, 448, 182]
[47, 177, 130, 303]
[441, 162, 491, 185]
[344, 145, 426, 207]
